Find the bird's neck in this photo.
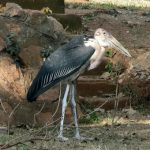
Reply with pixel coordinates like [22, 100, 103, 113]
[88, 42, 106, 70]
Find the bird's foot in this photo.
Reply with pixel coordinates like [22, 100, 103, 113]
[57, 135, 68, 142]
[73, 135, 94, 141]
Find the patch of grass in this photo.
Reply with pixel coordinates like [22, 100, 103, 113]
[0, 134, 13, 144]
[79, 100, 102, 124]
[17, 144, 29, 150]
[65, 2, 116, 10]
[105, 49, 113, 58]
[65, 0, 150, 10]
[105, 62, 113, 73]
[82, 13, 97, 22]
[97, 0, 150, 9]
[79, 112, 102, 124]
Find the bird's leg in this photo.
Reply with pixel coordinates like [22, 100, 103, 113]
[70, 82, 81, 139]
[58, 84, 70, 141]
[70, 81, 94, 141]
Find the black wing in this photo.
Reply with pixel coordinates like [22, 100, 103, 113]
[27, 36, 95, 102]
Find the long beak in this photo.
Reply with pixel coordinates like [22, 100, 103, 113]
[108, 36, 131, 57]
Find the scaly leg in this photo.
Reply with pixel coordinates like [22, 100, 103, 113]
[70, 82, 94, 141]
[70, 82, 80, 139]
[58, 84, 70, 141]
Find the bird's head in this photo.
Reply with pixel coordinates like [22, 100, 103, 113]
[94, 28, 131, 57]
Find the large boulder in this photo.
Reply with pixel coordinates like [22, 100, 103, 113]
[120, 51, 150, 99]
[0, 3, 67, 126]
[0, 3, 65, 99]
[0, 3, 65, 67]
[0, 55, 26, 100]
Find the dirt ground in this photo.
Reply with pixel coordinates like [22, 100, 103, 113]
[66, 7, 150, 53]
[0, 6, 150, 150]
[0, 107, 150, 150]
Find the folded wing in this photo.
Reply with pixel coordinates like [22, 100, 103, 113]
[27, 36, 95, 102]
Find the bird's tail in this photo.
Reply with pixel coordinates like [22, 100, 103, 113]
[27, 86, 37, 102]
[27, 75, 42, 102]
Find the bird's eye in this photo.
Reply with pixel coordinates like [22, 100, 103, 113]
[103, 32, 106, 35]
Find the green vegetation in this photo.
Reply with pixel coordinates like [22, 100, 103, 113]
[79, 101, 102, 124]
[65, 2, 117, 10]
[104, 50, 113, 73]
[40, 47, 52, 59]
[17, 144, 29, 150]
[82, 13, 97, 22]
[65, 0, 150, 10]
[5, 32, 21, 57]
[0, 134, 10, 144]
[105, 49, 113, 58]
[105, 62, 113, 73]
[79, 111, 101, 124]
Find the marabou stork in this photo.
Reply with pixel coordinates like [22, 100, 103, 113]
[27, 28, 131, 141]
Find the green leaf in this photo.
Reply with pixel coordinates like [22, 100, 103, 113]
[105, 49, 113, 58]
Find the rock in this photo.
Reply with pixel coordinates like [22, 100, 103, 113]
[0, 3, 65, 67]
[131, 52, 150, 80]
[0, 36, 6, 51]
[4, 3, 24, 17]
[0, 55, 26, 100]
[77, 71, 131, 110]
[77, 76, 116, 97]
[0, 3, 67, 126]
[79, 96, 130, 110]
[19, 45, 43, 67]
[120, 51, 150, 99]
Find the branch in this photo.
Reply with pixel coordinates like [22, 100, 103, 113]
[33, 102, 45, 125]
[0, 98, 7, 113]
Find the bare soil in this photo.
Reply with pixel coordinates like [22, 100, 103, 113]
[0, 108, 150, 150]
